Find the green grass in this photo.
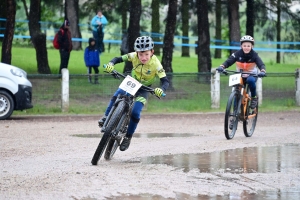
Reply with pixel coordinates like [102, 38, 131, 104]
[3, 46, 300, 115]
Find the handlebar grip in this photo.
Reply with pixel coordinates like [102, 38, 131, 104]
[162, 93, 166, 97]
[103, 64, 107, 69]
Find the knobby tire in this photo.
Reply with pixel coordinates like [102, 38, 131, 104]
[224, 92, 240, 140]
[243, 88, 258, 137]
[91, 101, 126, 165]
[104, 105, 130, 160]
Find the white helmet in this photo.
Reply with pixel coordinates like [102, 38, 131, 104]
[134, 36, 154, 51]
[240, 35, 254, 45]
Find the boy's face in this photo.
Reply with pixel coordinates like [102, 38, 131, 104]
[137, 50, 154, 64]
[91, 41, 95, 46]
[241, 42, 253, 54]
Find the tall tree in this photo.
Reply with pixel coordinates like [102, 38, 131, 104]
[162, 0, 177, 90]
[124, 0, 141, 72]
[214, 0, 222, 59]
[162, 0, 178, 73]
[227, 0, 241, 54]
[65, 0, 82, 50]
[181, 0, 189, 57]
[246, 0, 255, 37]
[197, 0, 211, 74]
[0, 0, 7, 43]
[151, 0, 161, 56]
[28, 0, 51, 74]
[1, 0, 15, 64]
[276, 0, 281, 63]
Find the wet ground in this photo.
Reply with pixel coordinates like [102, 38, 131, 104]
[1, 111, 300, 199]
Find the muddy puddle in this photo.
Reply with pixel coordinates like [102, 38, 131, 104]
[140, 144, 300, 174]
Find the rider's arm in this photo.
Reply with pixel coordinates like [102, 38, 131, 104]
[160, 76, 169, 92]
[254, 54, 266, 72]
[221, 50, 241, 68]
[108, 54, 129, 65]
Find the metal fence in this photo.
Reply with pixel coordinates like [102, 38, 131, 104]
[27, 70, 299, 114]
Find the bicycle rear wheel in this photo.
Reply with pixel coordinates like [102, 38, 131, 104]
[224, 92, 240, 140]
[243, 95, 258, 137]
[91, 101, 126, 165]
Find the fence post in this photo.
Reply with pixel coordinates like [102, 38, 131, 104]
[61, 69, 69, 112]
[296, 68, 300, 106]
[257, 78, 262, 106]
[211, 68, 220, 108]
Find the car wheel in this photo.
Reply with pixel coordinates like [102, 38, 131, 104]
[0, 90, 14, 120]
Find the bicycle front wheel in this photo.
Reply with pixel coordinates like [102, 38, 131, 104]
[224, 92, 240, 140]
[91, 101, 126, 165]
[243, 96, 258, 137]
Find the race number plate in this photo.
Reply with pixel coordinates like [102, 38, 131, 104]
[229, 73, 242, 86]
[119, 75, 142, 95]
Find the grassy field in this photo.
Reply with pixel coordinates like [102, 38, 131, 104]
[2, 46, 300, 115]
[6, 45, 299, 74]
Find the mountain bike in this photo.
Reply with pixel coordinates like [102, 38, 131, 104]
[221, 69, 263, 140]
[91, 69, 165, 165]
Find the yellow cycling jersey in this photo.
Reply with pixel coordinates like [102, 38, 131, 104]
[122, 52, 167, 86]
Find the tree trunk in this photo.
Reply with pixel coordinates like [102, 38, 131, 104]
[162, 0, 177, 91]
[246, 0, 254, 37]
[124, 0, 141, 73]
[181, 0, 190, 57]
[121, 0, 128, 33]
[197, 0, 211, 75]
[214, 0, 222, 59]
[66, 0, 82, 50]
[28, 0, 51, 74]
[162, 0, 177, 73]
[151, 0, 161, 56]
[94, 0, 103, 13]
[0, 0, 7, 43]
[227, 0, 241, 54]
[276, 0, 281, 63]
[1, 0, 15, 64]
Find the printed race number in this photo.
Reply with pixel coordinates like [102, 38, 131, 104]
[119, 75, 142, 95]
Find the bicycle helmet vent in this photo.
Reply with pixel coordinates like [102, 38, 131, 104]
[134, 36, 154, 51]
[240, 35, 254, 45]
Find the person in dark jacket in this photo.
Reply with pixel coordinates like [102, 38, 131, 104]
[217, 35, 267, 130]
[58, 19, 72, 74]
[84, 38, 100, 84]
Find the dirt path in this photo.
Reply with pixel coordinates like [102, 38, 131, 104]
[1, 111, 300, 199]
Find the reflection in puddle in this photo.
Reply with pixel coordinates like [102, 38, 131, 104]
[71, 133, 196, 138]
[141, 144, 300, 174]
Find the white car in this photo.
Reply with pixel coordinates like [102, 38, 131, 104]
[0, 62, 33, 120]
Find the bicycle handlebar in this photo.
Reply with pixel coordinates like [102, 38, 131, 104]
[103, 64, 166, 98]
[220, 69, 265, 78]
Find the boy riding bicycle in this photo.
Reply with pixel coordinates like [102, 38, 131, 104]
[98, 36, 169, 151]
[217, 35, 267, 109]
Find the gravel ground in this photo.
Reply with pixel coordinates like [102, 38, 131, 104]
[1, 111, 300, 200]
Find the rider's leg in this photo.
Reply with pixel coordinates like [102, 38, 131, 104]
[246, 76, 258, 109]
[98, 89, 125, 126]
[120, 101, 143, 151]
[246, 76, 257, 97]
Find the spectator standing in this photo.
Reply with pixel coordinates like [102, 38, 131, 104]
[84, 38, 100, 84]
[58, 19, 72, 74]
[90, 10, 108, 53]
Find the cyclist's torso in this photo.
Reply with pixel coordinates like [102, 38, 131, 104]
[123, 52, 166, 86]
[223, 49, 265, 74]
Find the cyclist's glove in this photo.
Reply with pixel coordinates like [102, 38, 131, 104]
[258, 71, 266, 77]
[154, 88, 164, 97]
[105, 62, 114, 73]
[216, 66, 225, 73]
